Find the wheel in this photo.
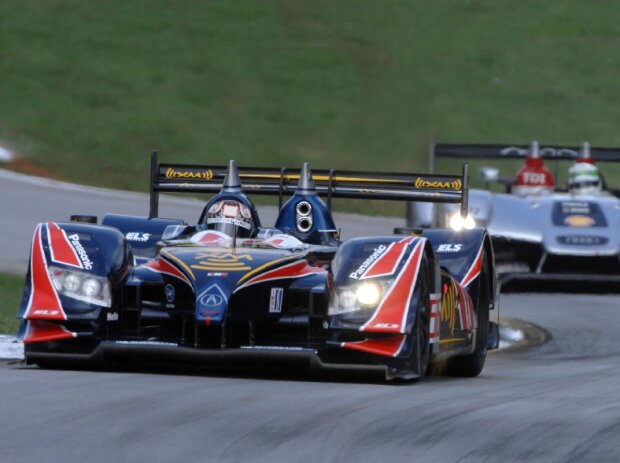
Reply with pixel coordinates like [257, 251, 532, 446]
[408, 259, 431, 379]
[445, 255, 490, 377]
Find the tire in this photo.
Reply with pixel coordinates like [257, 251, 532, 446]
[408, 259, 431, 379]
[445, 255, 490, 377]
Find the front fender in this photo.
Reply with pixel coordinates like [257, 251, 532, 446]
[18, 221, 131, 321]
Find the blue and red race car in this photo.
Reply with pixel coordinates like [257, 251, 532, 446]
[17, 154, 498, 381]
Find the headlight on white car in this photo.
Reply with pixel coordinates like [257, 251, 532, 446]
[328, 281, 389, 316]
[48, 266, 112, 307]
[449, 212, 476, 231]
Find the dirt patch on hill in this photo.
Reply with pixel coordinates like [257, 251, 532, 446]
[4, 159, 64, 180]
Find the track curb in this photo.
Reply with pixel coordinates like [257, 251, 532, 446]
[497, 318, 550, 352]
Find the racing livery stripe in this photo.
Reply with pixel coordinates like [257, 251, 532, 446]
[235, 260, 326, 292]
[237, 256, 301, 285]
[47, 222, 82, 268]
[142, 258, 193, 287]
[341, 334, 407, 357]
[24, 224, 66, 320]
[160, 250, 196, 280]
[22, 320, 76, 343]
[454, 279, 476, 330]
[429, 292, 441, 343]
[460, 243, 484, 288]
[361, 236, 416, 279]
[361, 239, 425, 334]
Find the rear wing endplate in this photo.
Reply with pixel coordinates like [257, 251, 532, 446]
[148, 151, 469, 219]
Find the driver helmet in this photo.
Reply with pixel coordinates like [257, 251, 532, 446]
[568, 162, 602, 195]
[205, 199, 254, 238]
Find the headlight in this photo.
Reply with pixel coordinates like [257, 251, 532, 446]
[49, 266, 111, 307]
[356, 282, 381, 307]
[449, 212, 476, 231]
[328, 281, 388, 315]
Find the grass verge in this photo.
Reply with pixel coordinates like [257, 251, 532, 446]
[0, 273, 25, 335]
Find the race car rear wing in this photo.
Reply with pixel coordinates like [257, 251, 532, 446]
[430, 142, 620, 172]
[148, 151, 469, 219]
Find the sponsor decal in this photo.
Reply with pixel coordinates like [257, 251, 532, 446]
[126, 232, 151, 242]
[191, 252, 253, 272]
[207, 216, 252, 231]
[47, 222, 82, 268]
[67, 234, 93, 270]
[360, 236, 416, 280]
[557, 235, 608, 246]
[349, 245, 387, 280]
[564, 215, 595, 227]
[561, 202, 591, 214]
[269, 288, 284, 313]
[32, 309, 61, 317]
[441, 278, 459, 334]
[164, 284, 175, 303]
[203, 294, 223, 306]
[207, 272, 228, 277]
[197, 284, 228, 308]
[414, 178, 462, 190]
[437, 243, 463, 253]
[165, 167, 213, 180]
[107, 312, 119, 322]
[553, 201, 606, 228]
[521, 172, 547, 184]
[374, 323, 400, 329]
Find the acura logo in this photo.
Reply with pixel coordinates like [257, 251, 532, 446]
[197, 284, 228, 308]
[201, 294, 224, 306]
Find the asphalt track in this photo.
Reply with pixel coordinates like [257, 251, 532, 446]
[2, 169, 620, 462]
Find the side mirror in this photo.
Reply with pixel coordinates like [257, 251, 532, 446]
[305, 246, 337, 267]
[70, 215, 97, 224]
[162, 224, 195, 241]
[479, 167, 500, 183]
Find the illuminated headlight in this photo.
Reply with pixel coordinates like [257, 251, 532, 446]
[449, 213, 476, 231]
[49, 266, 111, 307]
[356, 282, 381, 307]
[328, 281, 387, 315]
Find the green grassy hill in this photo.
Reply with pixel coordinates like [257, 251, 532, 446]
[0, 274, 24, 333]
[2, 0, 620, 192]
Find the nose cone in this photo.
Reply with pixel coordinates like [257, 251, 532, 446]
[222, 160, 242, 192]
